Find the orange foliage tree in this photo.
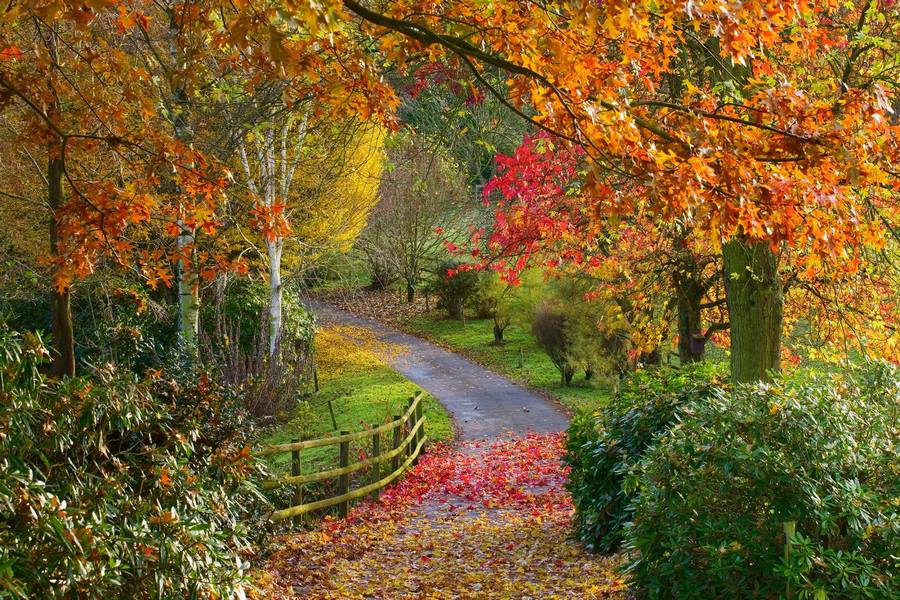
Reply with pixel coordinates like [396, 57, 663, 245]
[339, 0, 900, 381]
[0, 0, 396, 374]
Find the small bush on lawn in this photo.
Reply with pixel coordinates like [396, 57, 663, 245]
[532, 304, 576, 384]
[471, 272, 513, 344]
[0, 327, 269, 599]
[202, 279, 317, 419]
[564, 362, 728, 552]
[628, 361, 899, 599]
[433, 260, 479, 320]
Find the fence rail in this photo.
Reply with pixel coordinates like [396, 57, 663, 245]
[259, 391, 427, 522]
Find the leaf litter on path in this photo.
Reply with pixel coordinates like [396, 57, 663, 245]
[260, 433, 627, 599]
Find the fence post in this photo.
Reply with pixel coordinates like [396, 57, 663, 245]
[338, 433, 350, 518]
[326, 398, 338, 430]
[406, 396, 416, 457]
[413, 398, 424, 465]
[291, 438, 303, 526]
[313, 362, 320, 393]
[391, 415, 402, 472]
[371, 426, 381, 501]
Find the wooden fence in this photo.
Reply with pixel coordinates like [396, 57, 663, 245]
[257, 391, 427, 522]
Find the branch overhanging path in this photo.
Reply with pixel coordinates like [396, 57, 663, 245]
[261, 304, 627, 599]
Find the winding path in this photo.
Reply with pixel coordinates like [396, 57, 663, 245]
[266, 304, 625, 599]
[307, 301, 570, 440]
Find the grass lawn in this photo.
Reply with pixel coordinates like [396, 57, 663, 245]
[260, 324, 454, 477]
[405, 313, 614, 414]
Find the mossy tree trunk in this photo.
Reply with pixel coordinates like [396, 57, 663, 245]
[722, 238, 783, 383]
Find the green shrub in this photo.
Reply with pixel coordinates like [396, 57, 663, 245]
[532, 304, 576, 384]
[202, 279, 317, 420]
[433, 261, 479, 320]
[628, 361, 899, 599]
[564, 362, 728, 552]
[0, 274, 177, 373]
[206, 278, 316, 352]
[82, 286, 175, 371]
[528, 276, 635, 386]
[0, 327, 269, 599]
[470, 272, 513, 343]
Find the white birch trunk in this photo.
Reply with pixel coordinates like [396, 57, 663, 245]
[239, 112, 308, 357]
[268, 239, 283, 355]
[177, 221, 200, 350]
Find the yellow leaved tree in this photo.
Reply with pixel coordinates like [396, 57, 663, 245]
[238, 117, 384, 353]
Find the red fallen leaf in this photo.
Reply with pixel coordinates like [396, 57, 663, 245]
[261, 433, 629, 599]
[0, 46, 23, 60]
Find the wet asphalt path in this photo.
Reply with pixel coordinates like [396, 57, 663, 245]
[306, 301, 570, 441]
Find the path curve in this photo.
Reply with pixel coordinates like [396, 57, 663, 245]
[265, 304, 628, 599]
[307, 301, 569, 440]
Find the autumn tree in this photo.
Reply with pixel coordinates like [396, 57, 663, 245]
[481, 132, 729, 365]
[0, 1, 397, 373]
[238, 113, 305, 355]
[238, 114, 383, 353]
[340, 0, 900, 381]
[0, 9, 194, 375]
[358, 131, 469, 302]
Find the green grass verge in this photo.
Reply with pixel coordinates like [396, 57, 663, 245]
[260, 336, 454, 477]
[405, 314, 613, 413]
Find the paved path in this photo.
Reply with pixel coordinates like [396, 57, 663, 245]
[307, 301, 569, 440]
[264, 304, 626, 600]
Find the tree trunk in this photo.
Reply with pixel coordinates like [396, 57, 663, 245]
[45, 27, 74, 379]
[176, 225, 200, 354]
[453, 299, 465, 320]
[676, 280, 705, 364]
[169, 9, 199, 359]
[268, 240, 283, 356]
[492, 321, 504, 344]
[406, 281, 415, 303]
[722, 238, 783, 383]
[639, 348, 661, 365]
[48, 144, 75, 378]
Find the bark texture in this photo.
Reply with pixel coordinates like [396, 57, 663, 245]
[46, 30, 74, 378]
[268, 241, 284, 355]
[722, 238, 783, 383]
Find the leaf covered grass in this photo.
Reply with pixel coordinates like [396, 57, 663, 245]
[405, 314, 613, 413]
[261, 324, 454, 476]
[260, 433, 627, 599]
